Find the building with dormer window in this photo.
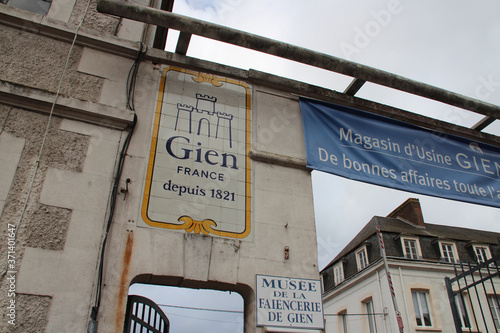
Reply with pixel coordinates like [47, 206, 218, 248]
[321, 198, 500, 333]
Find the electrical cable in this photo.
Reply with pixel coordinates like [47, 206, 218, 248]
[126, 43, 147, 111]
[89, 42, 147, 326]
[162, 311, 243, 325]
[324, 313, 387, 316]
[158, 303, 244, 314]
[91, 113, 136, 320]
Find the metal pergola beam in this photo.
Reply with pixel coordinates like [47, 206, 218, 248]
[175, 31, 192, 55]
[152, 0, 174, 50]
[343, 78, 366, 96]
[471, 116, 495, 131]
[97, 0, 500, 119]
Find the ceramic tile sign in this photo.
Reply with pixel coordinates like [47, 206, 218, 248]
[256, 275, 324, 330]
[141, 67, 251, 238]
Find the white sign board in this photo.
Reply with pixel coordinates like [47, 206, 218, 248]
[141, 67, 251, 238]
[256, 275, 324, 330]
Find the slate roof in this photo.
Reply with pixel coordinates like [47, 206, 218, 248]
[322, 199, 500, 272]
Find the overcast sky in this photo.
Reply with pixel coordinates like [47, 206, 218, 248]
[129, 284, 244, 332]
[132, 0, 500, 330]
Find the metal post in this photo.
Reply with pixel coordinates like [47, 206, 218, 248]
[376, 225, 404, 332]
[455, 262, 477, 332]
[466, 259, 491, 332]
[445, 277, 464, 333]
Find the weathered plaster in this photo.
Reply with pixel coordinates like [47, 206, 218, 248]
[0, 25, 103, 102]
[8, 294, 51, 333]
[70, 0, 120, 35]
[25, 204, 72, 251]
[0, 107, 90, 332]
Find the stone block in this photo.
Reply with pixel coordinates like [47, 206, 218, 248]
[0, 132, 25, 216]
[46, 0, 76, 22]
[84, 134, 121, 177]
[131, 74, 161, 112]
[78, 47, 132, 81]
[150, 230, 185, 277]
[184, 233, 212, 281]
[64, 209, 106, 251]
[46, 291, 90, 333]
[100, 79, 128, 109]
[254, 162, 313, 195]
[254, 91, 305, 160]
[17, 247, 95, 295]
[60, 118, 121, 141]
[40, 168, 111, 213]
[208, 237, 241, 284]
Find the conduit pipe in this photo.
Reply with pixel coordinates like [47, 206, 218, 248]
[97, 0, 500, 119]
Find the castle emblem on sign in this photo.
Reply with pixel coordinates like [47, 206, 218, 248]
[175, 93, 234, 147]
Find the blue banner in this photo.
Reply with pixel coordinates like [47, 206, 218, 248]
[300, 97, 500, 208]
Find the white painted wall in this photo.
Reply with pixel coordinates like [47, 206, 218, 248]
[323, 260, 500, 333]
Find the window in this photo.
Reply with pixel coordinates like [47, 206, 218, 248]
[338, 310, 348, 333]
[334, 263, 344, 285]
[455, 294, 471, 329]
[356, 247, 369, 270]
[364, 299, 377, 333]
[1, 0, 52, 16]
[440, 242, 458, 263]
[473, 245, 491, 263]
[402, 237, 421, 259]
[412, 290, 432, 327]
[488, 295, 500, 329]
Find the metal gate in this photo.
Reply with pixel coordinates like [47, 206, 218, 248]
[445, 253, 500, 333]
[123, 295, 170, 333]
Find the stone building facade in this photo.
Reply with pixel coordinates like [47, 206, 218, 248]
[321, 198, 500, 333]
[0, 1, 320, 332]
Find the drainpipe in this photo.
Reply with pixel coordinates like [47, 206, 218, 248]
[376, 270, 390, 333]
[398, 267, 414, 333]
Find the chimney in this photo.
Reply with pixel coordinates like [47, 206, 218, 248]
[387, 198, 425, 227]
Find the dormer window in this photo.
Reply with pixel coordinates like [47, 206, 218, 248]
[439, 241, 459, 263]
[356, 246, 369, 270]
[333, 262, 344, 285]
[401, 237, 422, 259]
[473, 244, 492, 264]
